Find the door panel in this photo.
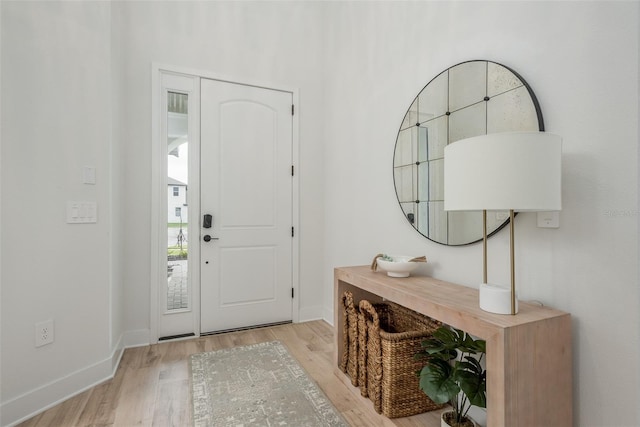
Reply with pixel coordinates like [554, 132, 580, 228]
[220, 246, 276, 304]
[200, 78, 293, 333]
[219, 102, 277, 227]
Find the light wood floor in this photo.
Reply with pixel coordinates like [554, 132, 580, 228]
[18, 320, 445, 427]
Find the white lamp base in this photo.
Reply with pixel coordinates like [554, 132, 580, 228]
[479, 283, 518, 315]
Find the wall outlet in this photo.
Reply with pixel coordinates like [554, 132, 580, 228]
[537, 211, 560, 228]
[35, 320, 54, 347]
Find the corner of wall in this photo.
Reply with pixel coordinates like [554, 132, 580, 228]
[0, 328, 148, 427]
[123, 328, 151, 349]
[298, 306, 326, 324]
[1, 356, 114, 427]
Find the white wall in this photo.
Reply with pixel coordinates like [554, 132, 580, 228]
[110, 1, 126, 368]
[322, 2, 639, 426]
[0, 2, 124, 425]
[1, 1, 638, 426]
[111, 0, 327, 334]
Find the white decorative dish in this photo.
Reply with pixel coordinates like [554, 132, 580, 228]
[376, 255, 420, 278]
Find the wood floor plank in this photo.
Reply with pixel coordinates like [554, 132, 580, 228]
[75, 366, 126, 427]
[16, 389, 90, 427]
[153, 379, 190, 427]
[17, 320, 445, 427]
[112, 366, 159, 427]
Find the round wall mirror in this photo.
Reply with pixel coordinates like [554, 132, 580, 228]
[393, 60, 544, 245]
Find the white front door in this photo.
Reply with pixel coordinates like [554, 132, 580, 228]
[200, 78, 293, 333]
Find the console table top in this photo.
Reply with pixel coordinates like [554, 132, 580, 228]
[335, 265, 569, 338]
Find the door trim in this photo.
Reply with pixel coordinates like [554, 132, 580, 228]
[150, 63, 300, 343]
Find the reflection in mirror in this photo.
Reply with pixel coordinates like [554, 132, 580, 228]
[167, 91, 190, 310]
[393, 60, 543, 245]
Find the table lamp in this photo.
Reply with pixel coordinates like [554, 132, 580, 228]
[444, 131, 562, 315]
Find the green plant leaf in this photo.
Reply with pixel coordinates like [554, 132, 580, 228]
[433, 327, 459, 346]
[456, 366, 487, 409]
[462, 356, 483, 372]
[456, 330, 485, 353]
[420, 334, 457, 361]
[417, 326, 487, 414]
[473, 338, 486, 353]
[419, 360, 459, 404]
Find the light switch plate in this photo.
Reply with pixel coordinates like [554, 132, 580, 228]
[83, 166, 96, 185]
[537, 211, 560, 228]
[67, 201, 97, 223]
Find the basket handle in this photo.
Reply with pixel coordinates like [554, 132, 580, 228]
[339, 291, 355, 373]
[342, 291, 355, 312]
[359, 300, 380, 329]
[358, 299, 383, 413]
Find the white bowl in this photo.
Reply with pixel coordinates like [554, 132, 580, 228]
[376, 255, 420, 278]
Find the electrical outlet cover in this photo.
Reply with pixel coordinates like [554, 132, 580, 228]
[537, 211, 560, 228]
[35, 320, 54, 347]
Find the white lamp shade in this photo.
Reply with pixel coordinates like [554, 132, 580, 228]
[444, 131, 562, 212]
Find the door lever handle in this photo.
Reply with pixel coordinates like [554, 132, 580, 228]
[203, 234, 219, 242]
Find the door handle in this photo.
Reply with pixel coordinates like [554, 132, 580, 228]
[203, 234, 219, 242]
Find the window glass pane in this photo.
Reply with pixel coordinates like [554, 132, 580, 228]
[167, 92, 189, 311]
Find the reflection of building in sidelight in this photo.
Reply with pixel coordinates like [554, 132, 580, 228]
[168, 177, 188, 223]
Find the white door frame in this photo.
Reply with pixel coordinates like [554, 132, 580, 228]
[152, 70, 201, 340]
[150, 64, 300, 343]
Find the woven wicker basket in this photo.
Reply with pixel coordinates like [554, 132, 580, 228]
[339, 291, 360, 387]
[356, 300, 388, 398]
[359, 300, 444, 418]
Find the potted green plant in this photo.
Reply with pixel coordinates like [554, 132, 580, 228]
[416, 326, 487, 427]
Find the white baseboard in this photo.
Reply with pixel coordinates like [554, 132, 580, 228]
[122, 328, 150, 348]
[0, 329, 149, 427]
[322, 306, 334, 326]
[297, 305, 334, 326]
[1, 354, 113, 427]
[298, 305, 324, 323]
[111, 333, 125, 374]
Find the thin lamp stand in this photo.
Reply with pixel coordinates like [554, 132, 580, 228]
[483, 210, 487, 285]
[484, 209, 516, 315]
[509, 209, 516, 315]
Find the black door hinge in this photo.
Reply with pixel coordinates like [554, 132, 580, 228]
[291, 288, 294, 298]
[291, 226, 294, 237]
[291, 104, 295, 116]
[291, 165, 294, 176]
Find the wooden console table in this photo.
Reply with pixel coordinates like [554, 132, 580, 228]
[334, 266, 572, 426]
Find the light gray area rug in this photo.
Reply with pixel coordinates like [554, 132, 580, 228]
[189, 341, 349, 427]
